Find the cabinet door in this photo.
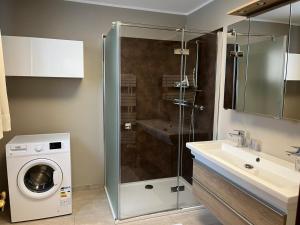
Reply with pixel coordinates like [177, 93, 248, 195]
[245, 35, 287, 118]
[286, 53, 300, 81]
[31, 38, 83, 78]
[2, 36, 31, 76]
[283, 1, 300, 121]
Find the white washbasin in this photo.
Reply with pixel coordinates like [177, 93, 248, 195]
[187, 140, 300, 213]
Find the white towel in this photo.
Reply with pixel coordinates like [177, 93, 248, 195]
[0, 30, 11, 139]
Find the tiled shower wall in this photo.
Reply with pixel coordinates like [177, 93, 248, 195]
[120, 34, 217, 184]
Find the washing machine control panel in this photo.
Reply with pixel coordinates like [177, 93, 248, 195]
[7, 141, 68, 156]
[49, 142, 62, 150]
[34, 145, 43, 152]
[9, 144, 27, 152]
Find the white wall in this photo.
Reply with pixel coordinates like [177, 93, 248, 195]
[188, 0, 300, 161]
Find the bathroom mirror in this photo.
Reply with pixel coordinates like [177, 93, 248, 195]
[283, 1, 300, 121]
[245, 4, 290, 118]
[224, 3, 300, 121]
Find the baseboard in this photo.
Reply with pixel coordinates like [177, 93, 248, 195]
[73, 184, 103, 192]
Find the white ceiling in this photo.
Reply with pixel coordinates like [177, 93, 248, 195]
[65, 0, 214, 15]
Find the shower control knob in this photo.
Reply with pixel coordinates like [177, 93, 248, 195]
[34, 145, 43, 152]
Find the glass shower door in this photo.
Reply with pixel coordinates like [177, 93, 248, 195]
[119, 25, 186, 219]
[103, 22, 121, 219]
[177, 30, 219, 209]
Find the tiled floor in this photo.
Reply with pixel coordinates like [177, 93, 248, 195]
[0, 188, 221, 225]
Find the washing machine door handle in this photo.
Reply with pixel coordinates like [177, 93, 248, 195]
[53, 170, 60, 186]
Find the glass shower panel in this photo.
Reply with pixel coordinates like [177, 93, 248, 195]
[103, 22, 121, 218]
[104, 23, 219, 220]
[178, 30, 218, 208]
[119, 25, 186, 219]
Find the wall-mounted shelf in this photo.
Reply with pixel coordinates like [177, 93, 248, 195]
[2, 36, 84, 78]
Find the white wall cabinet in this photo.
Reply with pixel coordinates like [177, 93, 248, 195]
[2, 36, 31, 76]
[286, 53, 300, 81]
[2, 36, 84, 78]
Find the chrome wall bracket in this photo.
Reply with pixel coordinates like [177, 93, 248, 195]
[229, 51, 244, 58]
[174, 49, 190, 55]
[171, 185, 185, 192]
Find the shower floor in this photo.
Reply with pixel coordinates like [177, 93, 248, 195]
[120, 176, 199, 219]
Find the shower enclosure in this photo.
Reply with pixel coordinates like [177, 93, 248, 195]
[103, 21, 219, 220]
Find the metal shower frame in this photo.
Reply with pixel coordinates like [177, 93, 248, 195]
[103, 21, 221, 221]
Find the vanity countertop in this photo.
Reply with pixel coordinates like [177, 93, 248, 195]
[187, 140, 300, 212]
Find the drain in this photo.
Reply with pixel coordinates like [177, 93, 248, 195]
[145, 185, 153, 189]
[244, 164, 254, 169]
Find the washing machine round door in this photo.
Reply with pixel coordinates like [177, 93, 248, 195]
[17, 159, 63, 199]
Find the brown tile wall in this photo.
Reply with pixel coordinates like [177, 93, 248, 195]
[120, 35, 217, 184]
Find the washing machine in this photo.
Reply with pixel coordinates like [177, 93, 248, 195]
[6, 133, 72, 222]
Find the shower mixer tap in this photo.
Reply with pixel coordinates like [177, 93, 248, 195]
[174, 75, 190, 88]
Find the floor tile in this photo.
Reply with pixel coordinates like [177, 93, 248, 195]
[169, 209, 221, 225]
[21, 215, 75, 225]
[0, 189, 221, 225]
[74, 214, 114, 225]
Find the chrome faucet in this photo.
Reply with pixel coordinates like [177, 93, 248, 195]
[286, 146, 300, 172]
[229, 130, 247, 147]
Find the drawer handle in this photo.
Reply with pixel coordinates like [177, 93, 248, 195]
[192, 177, 253, 225]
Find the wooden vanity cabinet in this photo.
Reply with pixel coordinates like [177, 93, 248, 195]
[192, 161, 287, 225]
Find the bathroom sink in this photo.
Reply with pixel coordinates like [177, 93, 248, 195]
[186, 140, 300, 212]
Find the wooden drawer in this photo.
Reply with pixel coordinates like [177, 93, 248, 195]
[193, 178, 249, 225]
[193, 161, 287, 225]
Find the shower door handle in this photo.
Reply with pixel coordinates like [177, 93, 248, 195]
[124, 123, 132, 130]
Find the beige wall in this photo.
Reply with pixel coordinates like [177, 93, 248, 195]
[1, 0, 299, 193]
[187, 0, 300, 161]
[186, 0, 250, 31]
[0, 0, 186, 190]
